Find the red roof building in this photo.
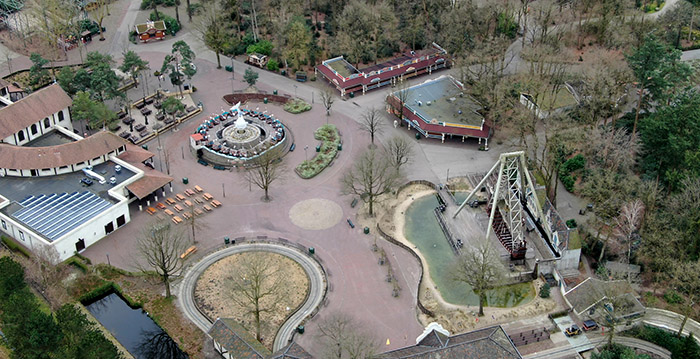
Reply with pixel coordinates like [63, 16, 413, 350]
[316, 43, 449, 97]
[386, 75, 492, 148]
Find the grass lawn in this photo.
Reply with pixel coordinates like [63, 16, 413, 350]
[538, 87, 577, 111]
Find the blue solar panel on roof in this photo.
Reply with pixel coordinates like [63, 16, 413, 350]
[11, 191, 113, 242]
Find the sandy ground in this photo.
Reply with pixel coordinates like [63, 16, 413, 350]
[289, 198, 343, 231]
[371, 184, 557, 335]
[193, 252, 309, 349]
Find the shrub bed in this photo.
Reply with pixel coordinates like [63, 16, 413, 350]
[1, 235, 31, 257]
[296, 124, 340, 179]
[625, 325, 700, 359]
[284, 98, 312, 114]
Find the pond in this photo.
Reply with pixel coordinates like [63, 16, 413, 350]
[86, 293, 188, 359]
[404, 195, 534, 307]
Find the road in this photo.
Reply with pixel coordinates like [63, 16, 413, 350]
[176, 241, 327, 352]
[643, 308, 700, 343]
[524, 336, 671, 359]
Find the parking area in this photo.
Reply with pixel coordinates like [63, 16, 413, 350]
[553, 316, 591, 350]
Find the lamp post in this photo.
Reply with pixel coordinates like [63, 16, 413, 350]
[294, 85, 298, 98]
[304, 145, 309, 162]
[106, 253, 110, 266]
[230, 56, 235, 94]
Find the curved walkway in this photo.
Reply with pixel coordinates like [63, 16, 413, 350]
[644, 307, 700, 343]
[525, 336, 671, 359]
[177, 242, 327, 352]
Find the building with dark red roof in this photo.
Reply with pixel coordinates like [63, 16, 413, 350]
[386, 75, 492, 148]
[316, 43, 449, 97]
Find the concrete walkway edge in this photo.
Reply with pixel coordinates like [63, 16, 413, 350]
[176, 241, 327, 352]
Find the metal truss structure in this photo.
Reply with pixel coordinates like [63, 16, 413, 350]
[454, 151, 544, 259]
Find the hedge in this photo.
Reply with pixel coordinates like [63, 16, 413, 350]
[65, 257, 89, 273]
[296, 125, 340, 179]
[78, 281, 142, 309]
[626, 325, 700, 359]
[1, 235, 31, 258]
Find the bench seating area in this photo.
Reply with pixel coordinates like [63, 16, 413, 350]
[180, 245, 197, 259]
[147, 185, 219, 224]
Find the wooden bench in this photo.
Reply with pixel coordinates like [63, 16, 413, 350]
[184, 200, 193, 207]
[166, 198, 176, 205]
[180, 245, 197, 259]
[176, 194, 186, 201]
[174, 204, 184, 212]
[194, 185, 203, 192]
[203, 193, 213, 201]
[185, 189, 196, 196]
[172, 216, 183, 224]
[211, 200, 222, 208]
[146, 207, 157, 215]
[194, 208, 203, 216]
[183, 212, 192, 219]
[164, 209, 175, 216]
[203, 205, 212, 212]
[156, 202, 167, 210]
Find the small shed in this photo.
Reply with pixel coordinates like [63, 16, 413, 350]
[247, 53, 268, 68]
[135, 21, 167, 43]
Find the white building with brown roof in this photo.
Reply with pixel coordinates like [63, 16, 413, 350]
[0, 85, 172, 261]
[0, 84, 73, 146]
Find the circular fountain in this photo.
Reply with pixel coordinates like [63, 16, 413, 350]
[190, 102, 289, 167]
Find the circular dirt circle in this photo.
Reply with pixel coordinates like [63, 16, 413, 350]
[289, 198, 343, 230]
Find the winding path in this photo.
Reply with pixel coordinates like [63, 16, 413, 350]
[176, 242, 327, 352]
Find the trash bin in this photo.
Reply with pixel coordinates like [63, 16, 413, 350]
[415, 132, 421, 140]
[264, 97, 268, 104]
[297, 325, 305, 334]
[349, 92, 355, 98]
[364, 227, 370, 234]
[273, 90, 278, 95]
[141, 145, 148, 150]
[308, 247, 315, 254]
[337, 143, 342, 151]
[224, 237, 230, 245]
[182, 177, 189, 184]
[315, 145, 321, 152]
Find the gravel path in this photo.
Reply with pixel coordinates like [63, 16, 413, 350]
[176, 242, 327, 352]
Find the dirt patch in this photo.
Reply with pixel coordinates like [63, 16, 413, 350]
[0, 31, 66, 60]
[194, 252, 310, 349]
[289, 198, 343, 230]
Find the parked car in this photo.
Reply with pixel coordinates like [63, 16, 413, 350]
[564, 325, 581, 337]
[80, 178, 93, 186]
[582, 320, 599, 331]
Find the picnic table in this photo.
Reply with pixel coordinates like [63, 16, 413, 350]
[194, 185, 203, 192]
[203, 205, 212, 212]
[180, 245, 197, 259]
[119, 131, 130, 139]
[139, 129, 150, 137]
[166, 198, 176, 205]
[211, 200, 222, 208]
[185, 189, 195, 196]
[156, 203, 166, 210]
[172, 216, 183, 224]
[156, 113, 165, 121]
[164, 209, 175, 216]
[203, 193, 213, 201]
[135, 101, 145, 109]
[122, 117, 134, 125]
[184, 200, 193, 207]
[134, 124, 146, 132]
[176, 194, 186, 201]
[140, 107, 152, 116]
[146, 207, 157, 215]
[174, 204, 184, 212]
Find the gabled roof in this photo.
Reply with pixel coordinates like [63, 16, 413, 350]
[0, 84, 72, 139]
[378, 326, 521, 359]
[0, 131, 125, 170]
[125, 162, 173, 199]
[270, 342, 312, 359]
[208, 318, 271, 359]
[564, 277, 638, 315]
[118, 144, 155, 164]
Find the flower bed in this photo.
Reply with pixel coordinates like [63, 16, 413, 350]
[284, 98, 312, 114]
[296, 124, 340, 179]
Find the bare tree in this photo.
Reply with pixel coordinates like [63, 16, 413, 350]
[387, 80, 411, 122]
[672, 261, 700, 337]
[341, 148, 400, 216]
[316, 312, 379, 359]
[224, 253, 283, 342]
[613, 200, 644, 283]
[320, 88, 335, 119]
[20, 245, 70, 310]
[360, 107, 384, 145]
[450, 238, 506, 316]
[383, 135, 414, 172]
[243, 151, 286, 202]
[137, 220, 188, 298]
[183, 203, 207, 244]
[89, 0, 109, 41]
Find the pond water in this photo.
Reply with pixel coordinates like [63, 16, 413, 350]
[86, 293, 188, 359]
[404, 195, 534, 307]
